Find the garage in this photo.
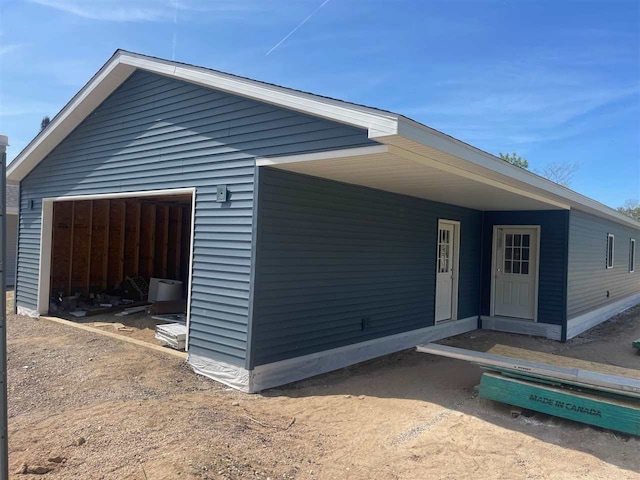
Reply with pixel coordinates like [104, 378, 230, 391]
[40, 189, 194, 328]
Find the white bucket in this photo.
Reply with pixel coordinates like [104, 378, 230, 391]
[149, 279, 182, 302]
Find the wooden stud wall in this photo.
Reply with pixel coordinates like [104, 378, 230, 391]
[49, 196, 191, 298]
[89, 199, 110, 291]
[50, 202, 73, 295]
[139, 203, 156, 279]
[69, 201, 92, 294]
[107, 199, 126, 289]
[123, 200, 141, 278]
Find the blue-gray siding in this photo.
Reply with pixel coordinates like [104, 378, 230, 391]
[567, 210, 640, 318]
[16, 70, 375, 366]
[249, 168, 482, 367]
[480, 210, 569, 326]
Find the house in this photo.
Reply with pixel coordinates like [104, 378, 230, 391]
[5, 182, 18, 286]
[6, 50, 640, 392]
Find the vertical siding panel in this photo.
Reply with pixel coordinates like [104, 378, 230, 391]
[567, 210, 640, 318]
[16, 70, 376, 366]
[250, 168, 482, 367]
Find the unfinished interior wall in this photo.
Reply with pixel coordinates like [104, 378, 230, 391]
[50, 195, 192, 299]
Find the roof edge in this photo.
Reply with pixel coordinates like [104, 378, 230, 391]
[6, 50, 637, 230]
[7, 50, 400, 182]
[388, 117, 640, 230]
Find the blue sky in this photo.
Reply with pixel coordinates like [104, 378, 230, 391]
[0, 0, 638, 208]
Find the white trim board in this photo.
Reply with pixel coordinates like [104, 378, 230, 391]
[480, 316, 562, 341]
[189, 316, 478, 393]
[566, 292, 640, 340]
[6, 50, 639, 231]
[255, 145, 389, 167]
[35, 187, 197, 350]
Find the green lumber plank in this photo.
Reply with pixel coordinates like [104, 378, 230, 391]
[480, 372, 640, 436]
[483, 366, 640, 401]
[633, 339, 640, 350]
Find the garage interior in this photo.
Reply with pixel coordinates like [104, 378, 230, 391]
[47, 193, 193, 340]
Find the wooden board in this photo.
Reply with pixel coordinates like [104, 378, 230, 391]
[480, 372, 640, 436]
[417, 344, 640, 398]
[89, 199, 110, 290]
[488, 345, 640, 381]
[180, 205, 191, 285]
[107, 199, 126, 288]
[50, 202, 73, 296]
[166, 205, 183, 280]
[154, 205, 169, 278]
[139, 202, 156, 279]
[123, 200, 141, 278]
[69, 200, 92, 295]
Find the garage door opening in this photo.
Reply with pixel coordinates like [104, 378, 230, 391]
[37, 188, 195, 350]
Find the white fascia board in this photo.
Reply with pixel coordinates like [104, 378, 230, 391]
[256, 145, 389, 167]
[7, 57, 136, 182]
[119, 53, 399, 137]
[389, 117, 640, 230]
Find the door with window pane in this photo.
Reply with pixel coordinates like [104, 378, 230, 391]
[493, 227, 538, 320]
[435, 221, 458, 323]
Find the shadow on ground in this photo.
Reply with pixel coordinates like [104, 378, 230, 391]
[263, 305, 640, 474]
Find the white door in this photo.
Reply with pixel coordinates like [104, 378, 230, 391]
[435, 221, 458, 323]
[493, 227, 538, 320]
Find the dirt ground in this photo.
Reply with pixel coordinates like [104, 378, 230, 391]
[6, 302, 640, 479]
[6, 289, 13, 315]
[65, 310, 169, 345]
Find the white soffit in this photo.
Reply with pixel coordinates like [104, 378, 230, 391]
[261, 148, 567, 212]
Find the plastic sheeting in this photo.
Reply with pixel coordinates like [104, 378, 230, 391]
[17, 305, 39, 318]
[188, 353, 252, 392]
[188, 316, 477, 393]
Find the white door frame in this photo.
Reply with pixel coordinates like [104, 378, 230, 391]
[37, 187, 197, 349]
[490, 225, 541, 322]
[435, 219, 460, 323]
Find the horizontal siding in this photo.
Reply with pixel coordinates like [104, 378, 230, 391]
[16, 70, 376, 366]
[481, 210, 569, 326]
[567, 210, 640, 318]
[250, 168, 482, 367]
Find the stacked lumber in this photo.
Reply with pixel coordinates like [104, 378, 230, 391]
[155, 323, 187, 350]
[417, 343, 640, 436]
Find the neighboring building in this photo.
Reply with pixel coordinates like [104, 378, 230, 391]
[6, 183, 18, 286]
[6, 50, 640, 392]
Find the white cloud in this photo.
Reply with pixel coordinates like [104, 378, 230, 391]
[395, 52, 640, 152]
[0, 44, 23, 56]
[28, 0, 266, 22]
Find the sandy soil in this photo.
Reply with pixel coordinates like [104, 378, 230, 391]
[6, 303, 640, 479]
[73, 310, 168, 345]
[6, 289, 14, 315]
